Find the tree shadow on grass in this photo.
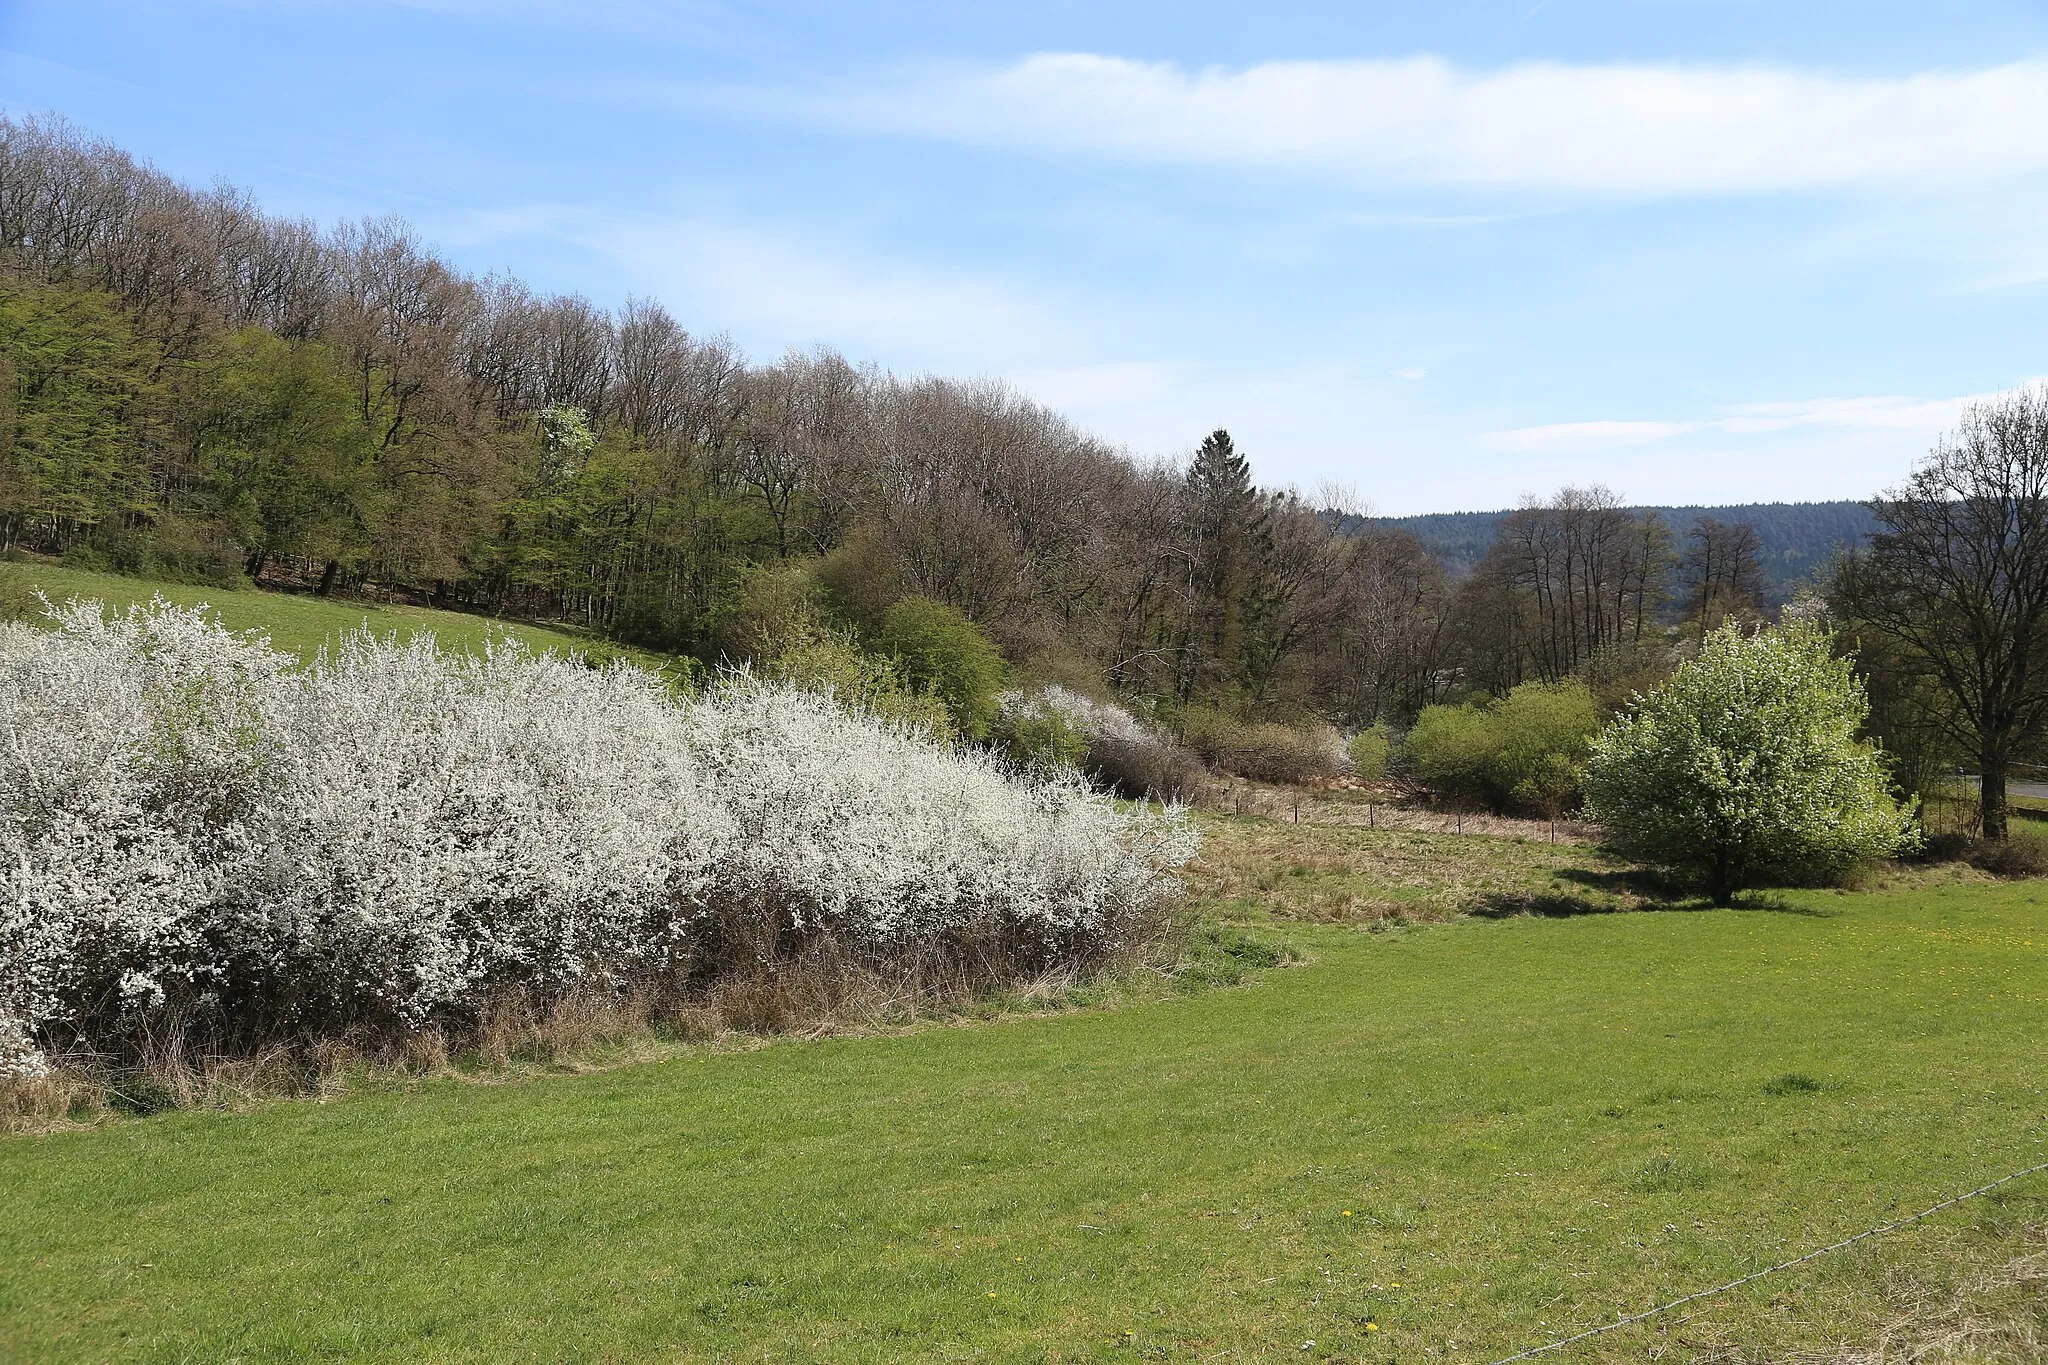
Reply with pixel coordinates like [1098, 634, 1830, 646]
[1725, 889, 1839, 917]
[1470, 890, 1623, 919]
[1471, 865, 1696, 917]
[1470, 868, 1837, 919]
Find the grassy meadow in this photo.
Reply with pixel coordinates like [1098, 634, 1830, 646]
[3, 810, 2046, 1362]
[0, 561, 639, 665]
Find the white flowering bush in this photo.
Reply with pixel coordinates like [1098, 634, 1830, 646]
[1, 600, 1196, 1071]
[1585, 621, 1915, 904]
[995, 686, 1206, 801]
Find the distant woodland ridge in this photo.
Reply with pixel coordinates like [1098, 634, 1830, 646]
[1375, 501, 1875, 591]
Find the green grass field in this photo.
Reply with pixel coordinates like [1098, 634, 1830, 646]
[0, 561, 640, 664]
[3, 828, 2045, 1362]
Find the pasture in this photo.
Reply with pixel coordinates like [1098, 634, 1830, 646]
[0, 562, 632, 664]
[3, 814, 2045, 1362]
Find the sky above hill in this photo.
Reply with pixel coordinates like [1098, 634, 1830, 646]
[5, 1, 2048, 513]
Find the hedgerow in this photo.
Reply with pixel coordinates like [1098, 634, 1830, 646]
[0, 600, 1196, 1076]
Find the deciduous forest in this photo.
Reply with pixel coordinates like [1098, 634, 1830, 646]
[0, 116, 1860, 730]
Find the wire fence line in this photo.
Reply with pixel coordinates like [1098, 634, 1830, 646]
[1483, 1158, 2048, 1365]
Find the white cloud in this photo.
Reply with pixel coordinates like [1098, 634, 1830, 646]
[727, 53, 2048, 197]
[1482, 419, 1699, 453]
[438, 204, 1083, 370]
[1714, 394, 1984, 434]
[1393, 366, 1427, 381]
[1480, 389, 2023, 456]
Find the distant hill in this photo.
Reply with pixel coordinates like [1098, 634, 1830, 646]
[1373, 501, 1876, 595]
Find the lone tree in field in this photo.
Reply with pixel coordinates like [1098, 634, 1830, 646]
[1832, 386, 2048, 840]
[1584, 622, 1915, 904]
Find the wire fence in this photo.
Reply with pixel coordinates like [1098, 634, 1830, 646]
[1483, 1159, 2048, 1364]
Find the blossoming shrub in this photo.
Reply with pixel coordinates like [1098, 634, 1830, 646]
[995, 686, 1206, 801]
[1181, 709, 1348, 786]
[1584, 621, 1915, 904]
[0, 600, 1196, 1073]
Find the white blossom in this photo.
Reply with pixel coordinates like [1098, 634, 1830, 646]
[0, 599, 1195, 1054]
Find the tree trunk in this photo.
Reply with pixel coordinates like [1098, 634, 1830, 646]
[316, 559, 340, 598]
[244, 547, 269, 581]
[1981, 761, 2010, 842]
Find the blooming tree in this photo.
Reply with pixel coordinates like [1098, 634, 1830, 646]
[1584, 621, 1915, 903]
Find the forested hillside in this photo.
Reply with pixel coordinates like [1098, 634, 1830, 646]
[1380, 501, 1877, 594]
[0, 116, 1917, 731]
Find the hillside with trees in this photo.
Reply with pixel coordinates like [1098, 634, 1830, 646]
[1, 115, 2036, 823]
[0, 116, 1449, 731]
[1378, 500, 1876, 596]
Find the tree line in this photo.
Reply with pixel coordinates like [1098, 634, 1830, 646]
[3, 115, 2043, 838]
[1383, 500, 1875, 595]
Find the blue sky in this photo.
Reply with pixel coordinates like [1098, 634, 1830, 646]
[6, 1, 2048, 513]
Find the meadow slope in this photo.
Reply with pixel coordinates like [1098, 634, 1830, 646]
[0, 562, 633, 664]
[2, 852, 2045, 1362]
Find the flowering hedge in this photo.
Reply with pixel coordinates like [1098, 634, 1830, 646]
[0, 600, 1196, 1075]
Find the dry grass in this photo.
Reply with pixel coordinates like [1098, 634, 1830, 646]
[1788, 1231, 2048, 1364]
[1185, 807, 1668, 923]
[1200, 774, 1605, 843]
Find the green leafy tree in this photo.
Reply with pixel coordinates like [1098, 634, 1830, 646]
[1584, 621, 1916, 904]
[874, 595, 1007, 740]
[0, 283, 155, 548]
[1347, 723, 1392, 782]
[1404, 680, 1599, 815]
[194, 328, 375, 578]
[1492, 680, 1601, 818]
[1403, 701, 1500, 809]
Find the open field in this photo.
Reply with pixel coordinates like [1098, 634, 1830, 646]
[1186, 813, 1661, 922]
[0, 561, 640, 665]
[4, 815, 2046, 1362]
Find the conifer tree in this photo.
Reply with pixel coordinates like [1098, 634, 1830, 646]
[1180, 429, 1269, 698]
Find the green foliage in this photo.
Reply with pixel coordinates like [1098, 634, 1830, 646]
[0, 282, 155, 537]
[813, 530, 902, 637]
[707, 561, 955, 738]
[1584, 621, 1917, 902]
[1492, 679, 1602, 815]
[193, 328, 374, 576]
[1347, 722, 1392, 782]
[1402, 702, 1498, 807]
[66, 513, 245, 588]
[772, 628, 956, 741]
[991, 699, 1090, 774]
[1405, 679, 1599, 814]
[873, 595, 1006, 740]
[712, 559, 827, 668]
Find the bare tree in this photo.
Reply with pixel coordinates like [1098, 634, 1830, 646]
[1474, 486, 1672, 683]
[1681, 516, 1766, 633]
[1835, 385, 2048, 839]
